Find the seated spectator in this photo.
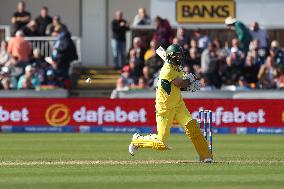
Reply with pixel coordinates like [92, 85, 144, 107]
[7, 30, 32, 64]
[250, 39, 267, 67]
[128, 37, 145, 74]
[131, 77, 149, 89]
[21, 20, 40, 36]
[142, 66, 154, 87]
[11, 1, 31, 34]
[199, 77, 215, 91]
[188, 48, 201, 76]
[257, 56, 278, 89]
[116, 65, 134, 90]
[0, 67, 11, 90]
[269, 40, 284, 69]
[236, 76, 250, 91]
[31, 48, 50, 83]
[128, 58, 142, 82]
[153, 16, 173, 48]
[35, 6, 52, 36]
[133, 8, 151, 26]
[189, 39, 202, 57]
[230, 47, 244, 67]
[194, 29, 210, 50]
[175, 27, 190, 50]
[144, 40, 157, 61]
[219, 56, 242, 86]
[0, 41, 10, 66]
[277, 76, 284, 89]
[17, 65, 40, 89]
[46, 15, 68, 36]
[43, 69, 63, 88]
[242, 54, 259, 87]
[250, 21, 269, 49]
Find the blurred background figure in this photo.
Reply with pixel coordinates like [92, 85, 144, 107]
[35, 6, 52, 36]
[225, 16, 252, 55]
[152, 16, 173, 48]
[174, 27, 190, 50]
[7, 30, 32, 66]
[133, 8, 151, 26]
[194, 29, 210, 51]
[111, 10, 129, 70]
[257, 56, 278, 89]
[250, 21, 269, 50]
[0, 41, 10, 67]
[11, 1, 31, 34]
[21, 20, 39, 36]
[17, 65, 40, 89]
[46, 15, 68, 36]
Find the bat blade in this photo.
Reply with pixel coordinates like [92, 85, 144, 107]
[156, 46, 166, 61]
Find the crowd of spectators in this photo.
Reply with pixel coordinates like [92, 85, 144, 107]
[114, 9, 284, 91]
[0, 1, 78, 90]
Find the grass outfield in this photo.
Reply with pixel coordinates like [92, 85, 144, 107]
[0, 134, 283, 189]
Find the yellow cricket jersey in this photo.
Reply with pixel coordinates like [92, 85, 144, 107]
[155, 61, 184, 110]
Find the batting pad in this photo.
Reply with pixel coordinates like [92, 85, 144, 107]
[184, 120, 212, 160]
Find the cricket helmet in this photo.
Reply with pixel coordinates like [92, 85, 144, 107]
[166, 44, 184, 65]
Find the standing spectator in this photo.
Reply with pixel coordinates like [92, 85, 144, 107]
[257, 56, 278, 89]
[269, 40, 284, 69]
[46, 15, 68, 36]
[111, 10, 129, 70]
[11, 1, 31, 34]
[194, 29, 210, 50]
[250, 21, 269, 49]
[133, 8, 151, 26]
[21, 20, 40, 36]
[7, 30, 32, 64]
[153, 16, 173, 48]
[35, 6, 52, 36]
[225, 16, 252, 55]
[17, 65, 40, 89]
[51, 30, 78, 84]
[201, 42, 219, 87]
[0, 41, 10, 66]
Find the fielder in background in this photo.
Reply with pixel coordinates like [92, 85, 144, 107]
[128, 44, 213, 163]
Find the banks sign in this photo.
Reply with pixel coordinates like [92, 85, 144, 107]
[176, 0, 236, 23]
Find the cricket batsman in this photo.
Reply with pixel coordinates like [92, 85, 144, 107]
[128, 44, 213, 162]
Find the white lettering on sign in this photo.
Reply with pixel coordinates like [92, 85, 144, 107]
[0, 106, 29, 122]
[192, 107, 266, 126]
[73, 106, 147, 124]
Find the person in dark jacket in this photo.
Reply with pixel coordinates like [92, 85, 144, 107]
[111, 10, 129, 69]
[51, 31, 78, 82]
[35, 6, 52, 36]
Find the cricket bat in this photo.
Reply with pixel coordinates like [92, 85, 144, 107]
[155, 46, 166, 61]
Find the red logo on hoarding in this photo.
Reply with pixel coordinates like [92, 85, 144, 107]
[45, 104, 71, 126]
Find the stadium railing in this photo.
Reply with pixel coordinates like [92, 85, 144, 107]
[0, 25, 81, 61]
[0, 25, 11, 41]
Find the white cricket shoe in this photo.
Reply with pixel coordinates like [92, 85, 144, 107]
[128, 143, 138, 156]
[203, 158, 213, 163]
